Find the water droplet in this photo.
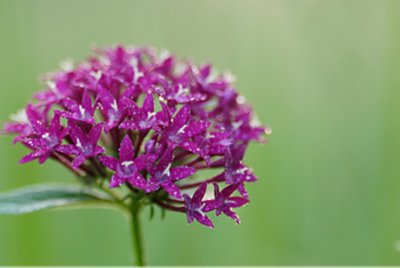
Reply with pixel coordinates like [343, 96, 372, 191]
[264, 127, 272, 135]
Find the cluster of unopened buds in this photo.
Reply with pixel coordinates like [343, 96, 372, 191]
[1, 45, 269, 227]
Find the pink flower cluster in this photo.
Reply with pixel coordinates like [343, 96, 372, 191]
[2, 45, 269, 227]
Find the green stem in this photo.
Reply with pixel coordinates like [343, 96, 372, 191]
[130, 201, 146, 266]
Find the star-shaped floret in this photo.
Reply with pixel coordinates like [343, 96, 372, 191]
[224, 144, 257, 184]
[2, 104, 45, 144]
[157, 104, 210, 155]
[55, 121, 105, 170]
[55, 89, 96, 124]
[33, 78, 72, 107]
[183, 182, 214, 228]
[19, 114, 69, 164]
[119, 92, 157, 131]
[156, 83, 207, 106]
[193, 131, 233, 165]
[97, 87, 135, 133]
[232, 109, 267, 143]
[204, 183, 248, 224]
[146, 147, 196, 199]
[99, 135, 155, 189]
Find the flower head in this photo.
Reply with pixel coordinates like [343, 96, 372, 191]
[1, 44, 270, 227]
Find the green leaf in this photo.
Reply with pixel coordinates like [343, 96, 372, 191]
[149, 204, 154, 221]
[161, 207, 166, 220]
[0, 184, 125, 215]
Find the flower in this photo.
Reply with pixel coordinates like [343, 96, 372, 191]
[99, 135, 155, 188]
[1, 44, 269, 227]
[19, 114, 69, 164]
[146, 147, 196, 199]
[183, 182, 214, 228]
[204, 182, 249, 225]
[55, 121, 105, 170]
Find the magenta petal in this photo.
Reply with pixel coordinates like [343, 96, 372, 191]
[127, 173, 147, 190]
[228, 197, 249, 208]
[222, 208, 240, 225]
[54, 110, 73, 120]
[220, 183, 239, 199]
[184, 121, 211, 138]
[124, 98, 140, 115]
[22, 138, 43, 148]
[157, 101, 171, 123]
[98, 155, 119, 171]
[49, 114, 61, 134]
[144, 139, 155, 154]
[72, 155, 87, 170]
[81, 89, 93, 111]
[146, 176, 160, 193]
[238, 183, 249, 201]
[104, 121, 118, 134]
[68, 121, 87, 145]
[194, 213, 214, 228]
[55, 144, 80, 155]
[186, 214, 194, 224]
[88, 123, 103, 144]
[93, 146, 105, 156]
[169, 166, 196, 181]
[58, 127, 70, 140]
[142, 92, 154, 113]
[162, 181, 182, 199]
[180, 140, 202, 155]
[30, 120, 47, 136]
[135, 154, 157, 171]
[157, 147, 174, 171]
[119, 135, 134, 161]
[203, 200, 221, 212]
[31, 147, 51, 158]
[62, 98, 79, 112]
[174, 105, 190, 127]
[192, 182, 207, 204]
[119, 120, 139, 130]
[98, 87, 115, 111]
[109, 174, 126, 188]
[38, 154, 50, 165]
[19, 153, 36, 164]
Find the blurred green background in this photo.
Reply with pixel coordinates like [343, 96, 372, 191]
[0, 0, 399, 265]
